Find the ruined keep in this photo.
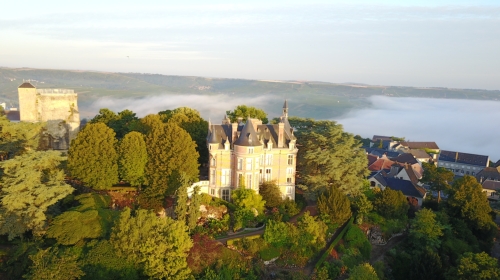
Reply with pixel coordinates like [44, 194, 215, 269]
[18, 82, 80, 150]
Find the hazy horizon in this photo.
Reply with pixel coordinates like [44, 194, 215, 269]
[2, 1, 499, 90]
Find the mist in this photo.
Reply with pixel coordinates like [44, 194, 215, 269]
[337, 96, 500, 161]
[87, 93, 281, 121]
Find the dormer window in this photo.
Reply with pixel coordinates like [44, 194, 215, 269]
[248, 148, 254, 154]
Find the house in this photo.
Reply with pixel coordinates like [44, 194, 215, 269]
[390, 153, 424, 179]
[365, 147, 400, 158]
[385, 178, 427, 207]
[368, 162, 421, 189]
[476, 166, 500, 183]
[438, 150, 489, 177]
[398, 141, 440, 153]
[482, 180, 500, 201]
[206, 101, 297, 201]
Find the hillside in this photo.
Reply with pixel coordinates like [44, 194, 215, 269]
[1, 67, 499, 120]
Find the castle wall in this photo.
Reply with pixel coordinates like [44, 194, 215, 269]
[18, 87, 38, 122]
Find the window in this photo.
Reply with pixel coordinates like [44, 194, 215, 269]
[247, 174, 252, 189]
[287, 186, 293, 196]
[265, 154, 273, 165]
[265, 168, 272, 181]
[288, 155, 293, 165]
[222, 189, 230, 201]
[259, 169, 263, 183]
[248, 148, 254, 154]
[466, 171, 470, 175]
[370, 181, 376, 187]
[237, 158, 243, 170]
[210, 189, 215, 196]
[210, 169, 216, 185]
[238, 173, 243, 187]
[221, 170, 231, 186]
[246, 158, 253, 170]
[211, 157, 216, 166]
[286, 168, 294, 184]
[472, 172, 475, 176]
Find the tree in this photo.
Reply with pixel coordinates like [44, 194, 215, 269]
[46, 194, 117, 245]
[373, 188, 409, 220]
[68, 123, 118, 190]
[175, 176, 189, 225]
[226, 105, 269, 124]
[90, 108, 118, 125]
[231, 188, 266, 215]
[110, 208, 193, 280]
[421, 162, 454, 203]
[143, 119, 199, 203]
[447, 176, 494, 231]
[0, 151, 74, 240]
[290, 118, 369, 195]
[187, 186, 202, 231]
[264, 220, 292, 247]
[317, 186, 352, 225]
[297, 212, 327, 247]
[351, 193, 373, 224]
[81, 240, 138, 280]
[0, 116, 45, 156]
[409, 208, 444, 249]
[259, 181, 283, 208]
[454, 252, 500, 280]
[24, 247, 84, 280]
[348, 263, 379, 280]
[117, 131, 147, 186]
[160, 107, 209, 164]
[108, 110, 143, 139]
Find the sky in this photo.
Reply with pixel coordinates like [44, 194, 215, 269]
[1, 0, 499, 90]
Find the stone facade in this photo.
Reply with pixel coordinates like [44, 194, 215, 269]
[206, 101, 298, 201]
[18, 82, 80, 149]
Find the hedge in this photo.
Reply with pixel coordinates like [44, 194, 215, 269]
[315, 217, 354, 270]
[226, 234, 261, 246]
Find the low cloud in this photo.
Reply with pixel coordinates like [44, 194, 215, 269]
[87, 93, 280, 121]
[337, 96, 500, 161]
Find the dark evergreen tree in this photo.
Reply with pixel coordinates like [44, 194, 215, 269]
[317, 186, 352, 225]
[421, 162, 454, 203]
[373, 188, 409, 220]
[259, 180, 283, 208]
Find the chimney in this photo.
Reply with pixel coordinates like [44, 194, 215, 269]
[278, 120, 284, 148]
[232, 122, 238, 143]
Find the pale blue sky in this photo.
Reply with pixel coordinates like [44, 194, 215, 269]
[1, 0, 499, 89]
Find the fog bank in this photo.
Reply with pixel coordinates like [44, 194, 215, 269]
[337, 96, 500, 161]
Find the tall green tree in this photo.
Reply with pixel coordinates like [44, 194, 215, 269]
[421, 162, 454, 203]
[231, 188, 266, 215]
[68, 123, 118, 190]
[454, 252, 500, 280]
[160, 107, 209, 164]
[117, 131, 147, 186]
[259, 181, 283, 208]
[110, 208, 193, 280]
[0, 151, 74, 240]
[447, 176, 496, 235]
[187, 186, 202, 231]
[290, 118, 369, 195]
[144, 119, 199, 195]
[0, 116, 45, 156]
[175, 176, 189, 225]
[297, 212, 327, 247]
[226, 105, 269, 124]
[24, 247, 84, 280]
[90, 108, 118, 125]
[373, 188, 409, 220]
[409, 208, 444, 249]
[351, 193, 373, 224]
[317, 186, 352, 225]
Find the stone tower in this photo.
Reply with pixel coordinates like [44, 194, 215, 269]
[18, 82, 38, 122]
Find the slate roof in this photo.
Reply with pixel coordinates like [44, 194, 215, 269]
[390, 153, 419, 165]
[367, 154, 378, 167]
[439, 150, 489, 167]
[207, 116, 296, 149]
[5, 110, 20, 121]
[385, 178, 426, 198]
[365, 147, 400, 158]
[372, 135, 392, 142]
[18, 82, 35, 88]
[476, 167, 500, 181]
[400, 141, 439, 150]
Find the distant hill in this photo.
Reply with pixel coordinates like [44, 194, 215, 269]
[1, 67, 499, 120]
